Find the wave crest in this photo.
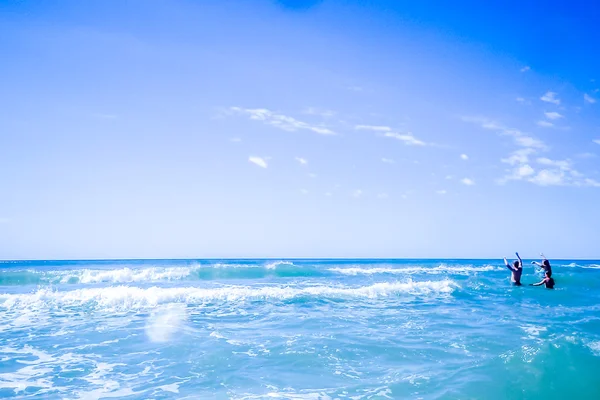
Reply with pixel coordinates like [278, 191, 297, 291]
[0, 280, 458, 311]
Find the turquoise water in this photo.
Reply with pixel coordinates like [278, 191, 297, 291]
[1, 259, 600, 399]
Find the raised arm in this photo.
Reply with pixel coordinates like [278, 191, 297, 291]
[531, 261, 543, 267]
[504, 257, 515, 271]
[515, 252, 523, 267]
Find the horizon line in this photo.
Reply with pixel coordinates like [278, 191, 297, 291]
[1, 256, 599, 262]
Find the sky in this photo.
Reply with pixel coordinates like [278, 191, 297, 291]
[1, 0, 599, 259]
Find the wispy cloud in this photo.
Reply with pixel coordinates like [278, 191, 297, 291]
[544, 112, 563, 120]
[501, 148, 536, 165]
[352, 189, 363, 198]
[584, 93, 597, 104]
[377, 193, 389, 199]
[536, 120, 554, 128]
[436, 190, 447, 195]
[300, 189, 309, 195]
[460, 154, 468, 160]
[540, 91, 560, 105]
[594, 139, 600, 145]
[229, 137, 242, 143]
[295, 157, 308, 165]
[381, 158, 395, 164]
[383, 132, 426, 146]
[500, 156, 599, 187]
[355, 125, 391, 132]
[462, 116, 548, 150]
[249, 156, 268, 168]
[520, 66, 531, 72]
[231, 107, 335, 135]
[308, 173, 317, 179]
[516, 97, 530, 105]
[302, 107, 335, 117]
[459, 116, 598, 187]
[460, 178, 475, 186]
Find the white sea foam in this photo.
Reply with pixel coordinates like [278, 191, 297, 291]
[587, 341, 600, 356]
[329, 265, 498, 276]
[61, 267, 193, 284]
[0, 280, 458, 311]
[145, 303, 188, 343]
[265, 260, 295, 270]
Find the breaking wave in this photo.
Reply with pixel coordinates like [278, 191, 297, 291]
[0, 280, 458, 311]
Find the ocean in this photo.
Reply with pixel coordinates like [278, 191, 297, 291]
[1, 258, 600, 399]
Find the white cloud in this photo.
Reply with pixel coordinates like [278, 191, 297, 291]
[517, 164, 535, 177]
[544, 111, 563, 120]
[300, 189, 309, 195]
[436, 190, 447, 195]
[516, 97, 529, 104]
[583, 178, 600, 187]
[461, 116, 547, 149]
[514, 135, 547, 149]
[501, 156, 598, 187]
[229, 137, 242, 143]
[308, 173, 317, 179]
[529, 169, 565, 186]
[377, 193, 389, 199]
[248, 156, 268, 168]
[325, 192, 332, 197]
[584, 93, 597, 104]
[383, 132, 426, 146]
[594, 139, 600, 145]
[231, 107, 335, 135]
[352, 189, 363, 198]
[536, 120, 554, 128]
[460, 178, 475, 186]
[302, 107, 335, 117]
[295, 157, 308, 165]
[460, 115, 600, 187]
[460, 154, 468, 160]
[540, 91, 560, 105]
[520, 66, 531, 72]
[381, 158, 395, 164]
[355, 125, 392, 132]
[536, 157, 571, 170]
[445, 175, 454, 180]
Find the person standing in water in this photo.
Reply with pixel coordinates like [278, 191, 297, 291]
[530, 270, 555, 289]
[504, 252, 523, 286]
[531, 253, 552, 275]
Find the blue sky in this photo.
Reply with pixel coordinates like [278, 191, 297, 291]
[1, 0, 599, 259]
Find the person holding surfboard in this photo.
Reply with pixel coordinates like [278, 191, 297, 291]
[503, 252, 523, 286]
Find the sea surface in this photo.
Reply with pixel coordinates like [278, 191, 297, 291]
[1, 259, 600, 399]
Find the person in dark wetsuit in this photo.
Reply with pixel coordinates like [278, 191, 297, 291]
[504, 252, 523, 286]
[531, 254, 552, 276]
[530, 271, 555, 289]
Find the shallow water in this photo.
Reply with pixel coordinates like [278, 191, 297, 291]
[1, 259, 599, 399]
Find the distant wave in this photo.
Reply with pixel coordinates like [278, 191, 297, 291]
[329, 265, 499, 276]
[0, 261, 319, 286]
[0, 280, 458, 311]
[561, 263, 600, 269]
